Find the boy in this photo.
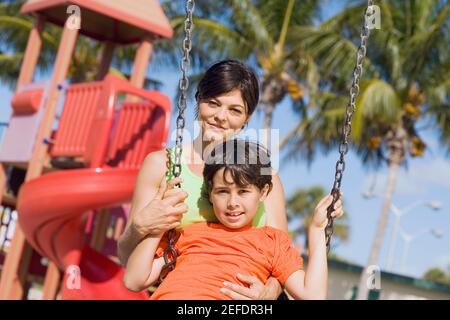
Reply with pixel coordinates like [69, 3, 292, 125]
[123, 139, 343, 299]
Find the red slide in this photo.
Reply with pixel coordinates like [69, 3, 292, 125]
[17, 167, 149, 299]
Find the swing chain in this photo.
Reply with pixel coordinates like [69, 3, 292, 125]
[173, 0, 195, 180]
[325, 0, 374, 253]
[160, 0, 195, 281]
[158, 229, 178, 283]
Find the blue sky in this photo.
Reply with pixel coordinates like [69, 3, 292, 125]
[1, 0, 449, 279]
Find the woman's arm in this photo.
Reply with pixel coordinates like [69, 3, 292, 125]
[264, 172, 288, 232]
[262, 173, 287, 297]
[118, 151, 166, 265]
[117, 150, 188, 266]
[123, 233, 165, 292]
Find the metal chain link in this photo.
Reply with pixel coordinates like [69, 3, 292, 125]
[173, 0, 194, 180]
[325, 0, 374, 253]
[159, 0, 195, 281]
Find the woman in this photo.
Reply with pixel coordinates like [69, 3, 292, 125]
[118, 60, 287, 299]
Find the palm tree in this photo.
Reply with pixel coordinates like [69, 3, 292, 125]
[282, 0, 450, 299]
[286, 185, 349, 252]
[162, 0, 323, 144]
[0, 1, 58, 87]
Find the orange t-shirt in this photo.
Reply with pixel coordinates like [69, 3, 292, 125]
[150, 222, 303, 300]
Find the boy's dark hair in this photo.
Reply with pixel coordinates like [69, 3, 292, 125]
[195, 60, 259, 118]
[203, 139, 273, 199]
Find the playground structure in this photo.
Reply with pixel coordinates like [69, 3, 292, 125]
[0, 0, 173, 299]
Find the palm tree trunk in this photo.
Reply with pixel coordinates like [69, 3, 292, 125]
[356, 159, 400, 299]
[263, 104, 274, 147]
[264, 106, 274, 131]
[273, 0, 295, 59]
[279, 120, 307, 150]
[356, 135, 403, 299]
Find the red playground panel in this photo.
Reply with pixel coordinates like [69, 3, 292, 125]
[17, 75, 171, 299]
[0, 0, 173, 300]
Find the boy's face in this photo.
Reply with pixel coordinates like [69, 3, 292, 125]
[209, 168, 269, 229]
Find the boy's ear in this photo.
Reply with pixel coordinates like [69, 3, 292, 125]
[259, 184, 270, 202]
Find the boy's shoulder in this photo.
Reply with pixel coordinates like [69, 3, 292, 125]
[260, 225, 289, 234]
[255, 227, 298, 257]
[258, 226, 292, 242]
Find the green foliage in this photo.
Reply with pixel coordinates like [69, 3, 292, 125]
[286, 185, 349, 245]
[422, 267, 450, 285]
[0, 0, 58, 87]
[284, 0, 450, 167]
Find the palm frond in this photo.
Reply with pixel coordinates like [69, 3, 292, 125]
[289, 25, 378, 87]
[0, 52, 22, 88]
[352, 79, 402, 142]
[228, 0, 272, 52]
[403, 2, 450, 83]
[287, 184, 350, 243]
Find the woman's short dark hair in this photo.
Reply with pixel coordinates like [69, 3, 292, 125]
[195, 60, 259, 117]
[203, 139, 272, 198]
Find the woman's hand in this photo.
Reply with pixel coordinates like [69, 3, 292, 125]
[220, 274, 282, 300]
[131, 177, 188, 237]
[311, 193, 344, 230]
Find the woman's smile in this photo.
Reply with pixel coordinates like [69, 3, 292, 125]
[207, 122, 226, 131]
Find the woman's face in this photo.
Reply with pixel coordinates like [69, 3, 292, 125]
[197, 89, 248, 143]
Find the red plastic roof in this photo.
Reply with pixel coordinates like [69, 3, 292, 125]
[21, 0, 173, 43]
